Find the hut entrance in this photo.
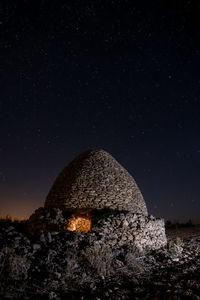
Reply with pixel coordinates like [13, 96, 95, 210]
[67, 210, 91, 233]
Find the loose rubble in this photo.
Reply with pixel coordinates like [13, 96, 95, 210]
[0, 217, 200, 299]
[28, 207, 167, 252]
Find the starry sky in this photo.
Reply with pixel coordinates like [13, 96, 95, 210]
[1, 0, 200, 223]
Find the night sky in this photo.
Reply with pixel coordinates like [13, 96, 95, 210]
[1, 0, 200, 223]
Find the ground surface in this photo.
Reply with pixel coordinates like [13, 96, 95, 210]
[100, 227, 200, 300]
[166, 226, 200, 240]
[137, 227, 200, 300]
[0, 222, 200, 299]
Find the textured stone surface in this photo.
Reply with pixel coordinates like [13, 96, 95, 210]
[27, 207, 66, 235]
[45, 149, 148, 215]
[1, 221, 200, 300]
[27, 207, 167, 252]
[29, 149, 166, 253]
[92, 212, 167, 251]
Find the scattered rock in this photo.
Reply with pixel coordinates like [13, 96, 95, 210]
[0, 218, 200, 299]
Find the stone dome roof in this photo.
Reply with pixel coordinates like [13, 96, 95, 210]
[45, 149, 148, 215]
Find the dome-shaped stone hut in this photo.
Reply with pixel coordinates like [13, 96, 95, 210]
[45, 149, 148, 215]
[28, 149, 167, 252]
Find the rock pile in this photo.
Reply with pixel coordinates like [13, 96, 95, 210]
[27, 207, 67, 235]
[0, 221, 200, 300]
[28, 207, 167, 252]
[93, 212, 167, 252]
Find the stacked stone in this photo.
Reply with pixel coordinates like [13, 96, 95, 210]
[93, 213, 167, 252]
[45, 149, 148, 216]
[28, 208, 167, 252]
[28, 149, 167, 252]
[27, 207, 66, 235]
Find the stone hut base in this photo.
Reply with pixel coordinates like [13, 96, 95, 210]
[92, 212, 167, 252]
[28, 207, 167, 253]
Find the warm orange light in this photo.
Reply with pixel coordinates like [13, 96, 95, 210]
[67, 211, 91, 233]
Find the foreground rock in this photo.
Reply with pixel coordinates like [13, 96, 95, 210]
[0, 219, 200, 299]
[28, 207, 167, 252]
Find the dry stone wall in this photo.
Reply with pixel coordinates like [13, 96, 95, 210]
[45, 149, 148, 215]
[28, 208, 167, 253]
[27, 207, 66, 235]
[92, 212, 167, 252]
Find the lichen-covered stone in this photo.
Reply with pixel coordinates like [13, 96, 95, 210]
[45, 149, 148, 215]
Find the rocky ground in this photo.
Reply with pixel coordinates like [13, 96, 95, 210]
[0, 219, 200, 300]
